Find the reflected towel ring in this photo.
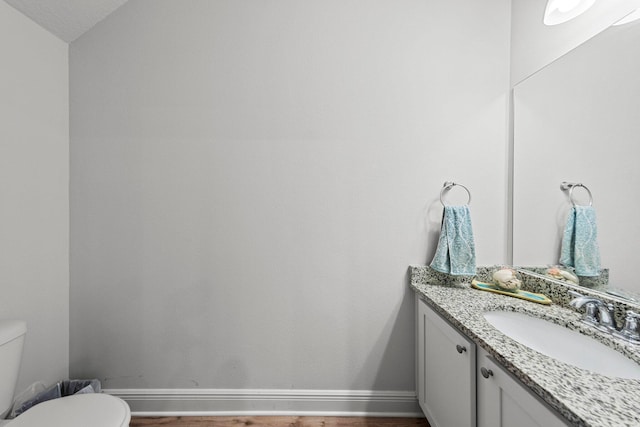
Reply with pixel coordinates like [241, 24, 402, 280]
[440, 181, 472, 206]
[561, 181, 593, 206]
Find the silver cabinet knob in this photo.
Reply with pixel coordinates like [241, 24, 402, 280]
[456, 344, 467, 354]
[481, 367, 493, 378]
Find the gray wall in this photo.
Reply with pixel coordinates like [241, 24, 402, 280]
[69, 0, 510, 394]
[0, 1, 69, 392]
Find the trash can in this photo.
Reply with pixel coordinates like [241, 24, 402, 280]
[10, 379, 101, 418]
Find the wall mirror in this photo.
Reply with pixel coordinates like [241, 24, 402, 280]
[512, 15, 640, 305]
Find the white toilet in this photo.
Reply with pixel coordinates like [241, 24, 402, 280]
[0, 320, 131, 427]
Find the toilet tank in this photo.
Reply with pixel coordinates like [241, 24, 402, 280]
[0, 320, 26, 419]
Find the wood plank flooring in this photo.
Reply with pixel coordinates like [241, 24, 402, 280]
[130, 416, 430, 427]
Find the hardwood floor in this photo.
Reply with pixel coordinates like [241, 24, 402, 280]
[130, 416, 430, 427]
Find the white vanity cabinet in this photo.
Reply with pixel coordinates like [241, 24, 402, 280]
[416, 297, 569, 427]
[416, 298, 476, 427]
[476, 348, 569, 427]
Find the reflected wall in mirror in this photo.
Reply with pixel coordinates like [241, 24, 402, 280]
[512, 18, 640, 302]
[510, 0, 638, 84]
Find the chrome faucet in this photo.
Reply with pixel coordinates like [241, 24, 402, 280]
[569, 291, 616, 333]
[569, 291, 640, 344]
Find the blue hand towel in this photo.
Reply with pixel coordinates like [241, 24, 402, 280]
[560, 206, 601, 276]
[430, 205, 476, 275]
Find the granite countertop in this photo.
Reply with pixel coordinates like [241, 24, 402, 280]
[410, 266, 640, 427]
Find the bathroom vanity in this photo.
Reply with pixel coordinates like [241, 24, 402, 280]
[417, 298, 567, 427]
[411, 266, 640, 427]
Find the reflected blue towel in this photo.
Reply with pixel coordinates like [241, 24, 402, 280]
[430, 205, 476, 275]
[560, 206, 601, 276]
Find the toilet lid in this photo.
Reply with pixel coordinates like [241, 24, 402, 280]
[7, 393, 130, 427]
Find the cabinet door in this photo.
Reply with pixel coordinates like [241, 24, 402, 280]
[477, 349, 568, 427]
[417, 298, 476, 427]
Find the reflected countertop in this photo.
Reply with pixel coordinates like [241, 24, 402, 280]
[410, 265, 640, 427]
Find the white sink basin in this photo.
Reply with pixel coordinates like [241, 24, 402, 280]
[483, 311, 640, 380]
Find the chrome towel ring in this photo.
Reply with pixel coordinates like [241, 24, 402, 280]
[440, 181, 472, 206]
[561, 181, 593, 206]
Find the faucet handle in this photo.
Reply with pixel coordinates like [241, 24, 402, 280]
[614, 310, 640, 344]
[626, 310, 640, 320]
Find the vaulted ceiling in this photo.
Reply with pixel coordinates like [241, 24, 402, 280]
[3, 0, 129, 42]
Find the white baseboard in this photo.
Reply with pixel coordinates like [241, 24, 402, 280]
[104, 388, 423, 417]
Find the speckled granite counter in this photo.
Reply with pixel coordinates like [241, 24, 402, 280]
[410, 265, 640, 427]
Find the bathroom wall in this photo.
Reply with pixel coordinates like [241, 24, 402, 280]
[69, 0, 510, 411]
[0, 1, 69, 392]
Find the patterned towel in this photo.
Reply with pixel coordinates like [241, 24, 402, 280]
[560, 206, 601, 276]
[430, 205, 476, 275]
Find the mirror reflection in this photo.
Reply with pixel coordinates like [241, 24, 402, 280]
[512, 17, 640, 303]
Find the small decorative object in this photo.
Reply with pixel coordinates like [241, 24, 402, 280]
[545, 266, 579, 284]
[492, 268, 522, 292]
